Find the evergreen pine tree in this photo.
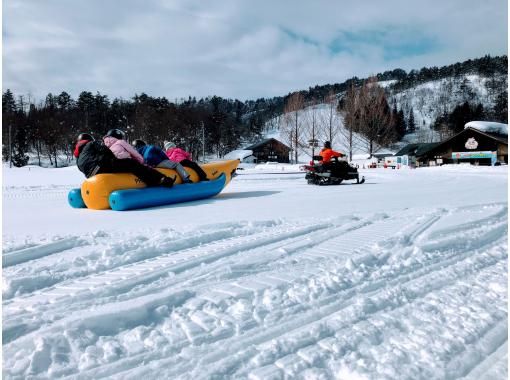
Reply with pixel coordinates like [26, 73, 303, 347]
[2, 89, 17, 162]
[398, 109, 406, 136]
[493, 92, 508, 123]
[408, 108, 416, 133]
[2, 89, 16, 113]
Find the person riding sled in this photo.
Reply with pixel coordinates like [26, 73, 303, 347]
[319, 141, 344, 164]
[103, 129, 145, 163]
[73, 132, 175, 187]
[319, 141, 348, 178]
[132, 139, 193, 183]
[163, 141, 209, 182]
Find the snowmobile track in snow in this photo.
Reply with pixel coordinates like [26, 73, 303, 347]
[3, 204, 507, 379]
[2, 237, 88, 268]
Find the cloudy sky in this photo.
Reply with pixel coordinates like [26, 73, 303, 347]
[3, 0, 508, 101]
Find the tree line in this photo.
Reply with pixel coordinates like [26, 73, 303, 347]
[2, 90, 282, 167]
[301, 55, 507, 101]
[2, 55, 507, 166]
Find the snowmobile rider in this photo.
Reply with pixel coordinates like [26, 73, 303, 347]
[73, 133, 175, 187]
[319, 141, 344, 164]
[132, 139, 192, 183]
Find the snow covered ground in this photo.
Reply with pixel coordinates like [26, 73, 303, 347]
[2, 163, 508, 379]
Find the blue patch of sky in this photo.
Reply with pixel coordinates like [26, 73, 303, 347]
[280, 27, 321, 48]
[329, 28, 439, 60]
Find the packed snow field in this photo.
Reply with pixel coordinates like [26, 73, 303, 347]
[2, 163, 508, 379]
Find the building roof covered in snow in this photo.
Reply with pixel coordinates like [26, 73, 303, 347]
[395, 143, 440, 157]
[223, 150, 254, 160]
[465, 121, 508, 136]
[372, 150, 396, 159]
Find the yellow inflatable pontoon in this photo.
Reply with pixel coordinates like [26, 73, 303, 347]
[79, 159, 239, 210]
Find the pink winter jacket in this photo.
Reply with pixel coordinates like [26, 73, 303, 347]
[165, 147, 191, 163]
[103, 136, 144, 164]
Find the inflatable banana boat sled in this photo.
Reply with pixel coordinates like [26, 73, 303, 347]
[68, 160, 239, 210]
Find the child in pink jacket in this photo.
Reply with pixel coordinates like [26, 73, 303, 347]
[164, 141, 209, 181]
[103, 129, 144, 164]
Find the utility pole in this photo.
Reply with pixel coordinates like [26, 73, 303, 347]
[9, 125, 12, 168]
[290, 130, 294, 164]
[201, 121, 205, 163]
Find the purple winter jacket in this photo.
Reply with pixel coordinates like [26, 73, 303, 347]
[103, 136, 144, 164]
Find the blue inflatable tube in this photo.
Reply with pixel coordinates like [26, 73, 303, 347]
[109, 174, 227, 211]
[68, 188, 87, 208]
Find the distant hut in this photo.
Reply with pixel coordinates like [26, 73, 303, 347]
[244, 138, 291, 163]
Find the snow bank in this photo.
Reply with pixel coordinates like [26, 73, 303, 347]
[223, 149, 254, 161]
[465, 121, 508, 135]
[239, 163, 304, 173]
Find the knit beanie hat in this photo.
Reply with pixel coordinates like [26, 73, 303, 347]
[164, 141, 176, 150]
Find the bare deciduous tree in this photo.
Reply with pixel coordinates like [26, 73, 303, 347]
[282, 92, 305, 163]
[342, 77, 396, 157]
[303, 98, 320, 159]
[338, 85, 360, 161]
[320, 91, 340, 143]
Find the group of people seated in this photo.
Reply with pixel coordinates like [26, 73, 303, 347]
[74, 134, 344, 188]
[73, 129, 209, 188]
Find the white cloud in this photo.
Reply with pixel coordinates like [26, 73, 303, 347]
[2, 0, 507, 101]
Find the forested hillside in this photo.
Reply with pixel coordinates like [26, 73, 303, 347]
[2, 55, 507, 167]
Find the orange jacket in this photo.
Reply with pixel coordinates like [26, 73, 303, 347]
[319, 148, 343, 163]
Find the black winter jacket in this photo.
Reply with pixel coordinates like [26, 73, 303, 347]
[76, 141, 115, 178]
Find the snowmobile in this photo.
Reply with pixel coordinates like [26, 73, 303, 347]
[304, 156, 365, 185]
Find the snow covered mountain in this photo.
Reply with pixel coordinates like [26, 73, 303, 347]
[258, 56, 507, 158]
[388, 74, 507, 131]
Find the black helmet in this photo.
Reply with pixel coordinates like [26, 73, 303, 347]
[77, 133, 94, 142]
[132, 139, 146, 149]
[105, 129, 126, 139]
[324, 141, 331, 149]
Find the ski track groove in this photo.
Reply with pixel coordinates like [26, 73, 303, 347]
[2, 237, 88, 268]
[2, 203, 507, 379]
[461, 341, 508, 380]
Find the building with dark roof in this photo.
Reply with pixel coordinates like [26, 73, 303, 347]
[394, 125, 507, 167]
[394, 143, 440, 158]
[419, 126, 507, 166]
[244, 138, 291, 163]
